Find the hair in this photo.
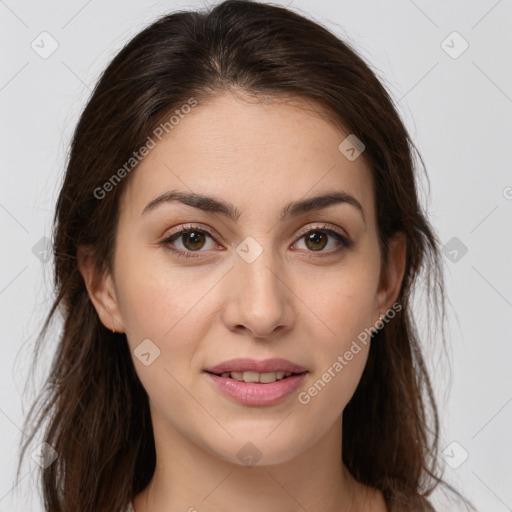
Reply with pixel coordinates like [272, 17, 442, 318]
[17, 1, 475, 511]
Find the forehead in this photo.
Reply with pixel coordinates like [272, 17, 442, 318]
[119, 92, 375, 223]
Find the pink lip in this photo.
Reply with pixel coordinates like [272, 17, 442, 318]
[204, 358, 307, 374]
[205, 372, 307, 406]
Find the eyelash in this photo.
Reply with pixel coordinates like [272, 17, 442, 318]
[160, 223, 354, 259]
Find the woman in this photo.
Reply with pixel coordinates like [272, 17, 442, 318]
[18, 1, 474, 511]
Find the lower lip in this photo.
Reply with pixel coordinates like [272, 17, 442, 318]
[205, 372, 308, 406]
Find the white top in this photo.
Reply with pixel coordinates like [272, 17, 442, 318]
[126, 502, 135, 512]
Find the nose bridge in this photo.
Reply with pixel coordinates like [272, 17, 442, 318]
[224, 235, 292, 337]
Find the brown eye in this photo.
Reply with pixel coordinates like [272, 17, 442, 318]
[294, 227, 353, 255]
[304, 231, 329, 251]
[161, 225, 218, 258]
[180, 230, 207, 251]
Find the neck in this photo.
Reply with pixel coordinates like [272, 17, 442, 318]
[133, 408, 381, 512]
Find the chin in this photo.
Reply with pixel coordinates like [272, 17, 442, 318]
[203, 431, 311, 468]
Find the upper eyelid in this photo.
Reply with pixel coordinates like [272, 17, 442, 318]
[162, 223, 222, 243]
[295, 223, 348, 239]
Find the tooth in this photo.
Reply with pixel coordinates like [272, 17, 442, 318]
[259, 372, 277, 383]
[242, 371, 260, 383]
[224, 370, 292, 382]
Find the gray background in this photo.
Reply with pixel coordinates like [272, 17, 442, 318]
[1, 0, 511, 510]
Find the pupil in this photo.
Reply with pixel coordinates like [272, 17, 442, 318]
[306, 232, 327, 251]
[184, 231, 205, 250]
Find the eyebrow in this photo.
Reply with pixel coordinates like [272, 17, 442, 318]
[142, 189, 366, 224]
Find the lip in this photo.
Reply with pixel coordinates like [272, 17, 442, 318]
[203, 358, 308, 406]
[205, 372, 308, 406]
[204, 358, 307, 374]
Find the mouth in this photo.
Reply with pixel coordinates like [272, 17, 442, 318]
[204, 369, 307, 384]
[203, 358, 309, 406]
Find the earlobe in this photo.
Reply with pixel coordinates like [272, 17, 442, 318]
[77, 245, 125, 333]
[376, 232, 407, 316]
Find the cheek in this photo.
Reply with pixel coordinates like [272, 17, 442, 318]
[113, 251, 213, 424]
[114, 245, 203, 336]
[114, 247, 221, 377]
[298, 261, 378, 412]
[298, 333, 371, 427]
[307, 264, 379, 344]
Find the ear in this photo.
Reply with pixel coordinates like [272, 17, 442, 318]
[77, 245, 125, 333]
[375, 231, 406, 318]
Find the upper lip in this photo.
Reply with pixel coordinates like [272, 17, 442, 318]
[204, 358, 308, 374]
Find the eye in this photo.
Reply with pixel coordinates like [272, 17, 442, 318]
[292, 224, 354, 256]
[160, 224, 219, 259]
[160, 223, 354, 259]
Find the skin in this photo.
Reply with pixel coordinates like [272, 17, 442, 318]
[79, 91, 406, 512]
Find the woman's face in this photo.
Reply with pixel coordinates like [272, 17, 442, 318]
[85, 91, 404, 466]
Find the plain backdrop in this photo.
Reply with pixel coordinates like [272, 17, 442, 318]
[1, 1, 511, 510]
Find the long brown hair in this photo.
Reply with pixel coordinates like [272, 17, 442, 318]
[18, 1, 474, 510]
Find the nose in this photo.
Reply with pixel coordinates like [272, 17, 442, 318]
[221, 246, 294, 339]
